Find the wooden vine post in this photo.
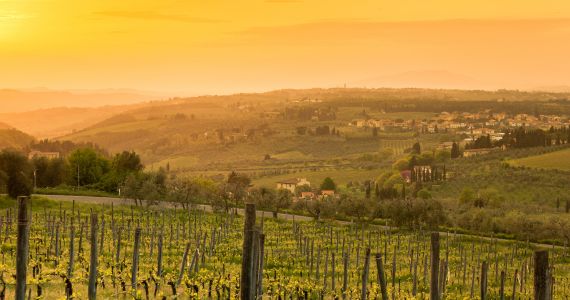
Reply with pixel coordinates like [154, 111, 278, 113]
[480, 261, 488, 300]
[240, 203, 256, 300]
[534, 250, 550, 300]
[132, 227, 142, 291]
[16, 196, 30, 300]
[88, 213, 98, 300]
[430, 232, 440, 300]
[376, 253, 389, 300]
[361, 248, 371, 300]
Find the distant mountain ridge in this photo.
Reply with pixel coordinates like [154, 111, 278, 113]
[0, 104, 155, 139]
[0, 86, 182, 138]
[0, 88, 166, 113]
[353, 70, 495, 90]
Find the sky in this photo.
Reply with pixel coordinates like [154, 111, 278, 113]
[1, 0, 570, 95]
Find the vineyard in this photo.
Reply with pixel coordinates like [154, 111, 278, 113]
[1, 196, 569, 299]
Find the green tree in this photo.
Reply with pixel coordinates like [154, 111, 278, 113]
[271, 189, 292, 218]
[339, 195, 379, 223]
[32, 157, 68, 188]
[121, 173, 144, 206]
[113, 151, 143, 174]
[226, 171, 251, 213]
[383, 173, 403, 189]
[67, 148, 110, 187]
[375, 172, 393, 189]
[0, 150, 33, 198]
[392, 159, 409, 171]
[303, 197, 338, 221]
[450, 142, 461, 158]
[320, 177, 336, 191]
[294, 184, 312, 196]
[31, 157, 49, 187]
[411, 142, 421, 154]
[417, 188, 432, 200]
[99, 151, 143, 193]
[44, 158, 68, 187]
[166, 177, 193, 208]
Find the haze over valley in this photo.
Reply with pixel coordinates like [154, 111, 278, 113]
[1, 1, 570, 298]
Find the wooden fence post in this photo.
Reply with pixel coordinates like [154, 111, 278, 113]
[512, 269, 518, 300]
[342, 253, 349, 300]
[430, 232, 440, 300]
[157, 232, 163, 277]
[132, 227, 141, 292]
[16, 196, 30, 300]
[499, 270, 505, 300]
[480, 261, 488, 300]
[257, 233, 266, 298]
[177, 242, 191, 287]
[375, 253, 388, 300]
[88, 213, 98, 300]
[534, 250, 549, 300]
[68, 225, 75, 278]
[361, 248, 371, 300]
[240, 203, 256, 300]
[251, 228, 260, 297]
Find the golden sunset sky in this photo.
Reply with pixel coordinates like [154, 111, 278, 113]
[1, 0, 570, 94]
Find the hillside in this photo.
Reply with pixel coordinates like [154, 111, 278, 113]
[507, 147, 570, 171]
[0, 122, 35, 150]
[58, 88, 570, 173]
[0, 104, 155, 138]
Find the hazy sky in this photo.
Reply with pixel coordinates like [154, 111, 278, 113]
[1, 0, 570, 94]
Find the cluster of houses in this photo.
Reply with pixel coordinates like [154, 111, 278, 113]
[275, 178, 336, 201]
[351, 111, 569, 130]
[351, 111, 570, 144]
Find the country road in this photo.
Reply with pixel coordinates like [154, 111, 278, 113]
[38, 194, 564, 250]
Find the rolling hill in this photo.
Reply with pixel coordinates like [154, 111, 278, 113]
[508, 148, 570, 171]
[55, 88, 570, 172]
[0, 104, 154, 138]
[58, 90, 385, 169]
[0, 122, 35, 150]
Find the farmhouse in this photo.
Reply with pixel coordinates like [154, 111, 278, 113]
[28, 151, 60, 160]
[276, 178, 310, 193]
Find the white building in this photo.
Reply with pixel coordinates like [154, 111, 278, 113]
[276, 178, 311, 193]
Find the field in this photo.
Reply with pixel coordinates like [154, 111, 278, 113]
[507, 148, 570, 171]
[1, 196, 569, 299]
[252, 168, 382, 188]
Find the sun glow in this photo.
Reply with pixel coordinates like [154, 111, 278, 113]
[0, 0, 570, 92]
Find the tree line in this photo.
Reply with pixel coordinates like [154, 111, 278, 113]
[0, 148, 143, 198]
[467, 126, 570, 150]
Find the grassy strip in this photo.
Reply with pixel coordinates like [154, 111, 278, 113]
[34, 187, 117, 198]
